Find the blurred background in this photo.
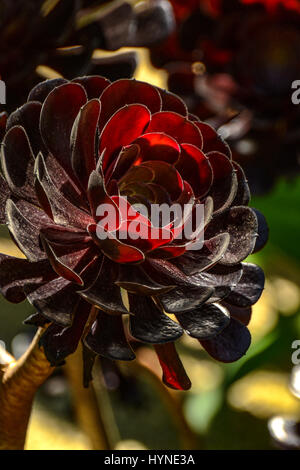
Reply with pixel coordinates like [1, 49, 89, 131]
[0, 0, 300, 450]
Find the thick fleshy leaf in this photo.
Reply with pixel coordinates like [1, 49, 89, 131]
[40, 225, 90, 246]
[28, 78, 67, 103]
[146, 244, 187, 259]
[207, 151, 238, 214]
[143, 258, 198, 288]
[232, 162, 250, 206]
[13, 199, 54, 235]
[189, 114, 200, 122]
[59, 245, 95, 275]
[171, 203, 202, 244]
[108, 144, 139, 182]
[34, 171, 53, 220]
[200, 318, 251, 363]
[171, 195, 213, 244]
[176, 303, 230, 340]
[133, 133, 180, 164]
[157, 285, 214, 314]
[203, 196, 214, 226]
[35, 153, 93, 229]
[87, 170, 116, 219]
[84, 312, 135, 361]
[205, 207, 258, 265]
[79, 256, 103, 292]
[0, 255, 54, 303]
[1, 125, 37, 203]
[71, 99, 101, 189]
[116, 265, 174, 295]
[121, 181, 156, 204]
[195, 122, 231, 158]
[189, 263, 243, 302]
[40, 236, 84, 286]
[88, 224, 145, 264]
[175, 144, 213, 197]
[40, 299, 91, 366]
[98, 79, 161, 129]
[40, 152, 85, 209]
[173, 233, 230, 275]
[6, 101, 44, 156]
[225, 263, 265, 308]
[79, 257, 129, 314]
[252, 208, 269, 253]
[157, 87, 188, 116]
[175, 180, 195, 207]
[111, 195, 151, 226]
[0, 111, 7, 141]
[117, 219, 173, 253]
[106, 178, 119, 196]
[222, 302, 252, 326]
[40, 82, 87, 173]
[23, 312, 50, 327]
[72, 76, 111, 100]
[25, 277, 79, 326]
[146, 111, 203, 148]
[5, 199, 46, 262]
[119, 164, 154, 188]
[43, 241, 95, 280]
[0, 175, 10, 224]
[141, 160, 183, 201]
[154, 343, 191, 390]
[129, 294, 183, 343]
[99, 104, 151, 172]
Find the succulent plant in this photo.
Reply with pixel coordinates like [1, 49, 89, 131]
[0, 76, 267, 389]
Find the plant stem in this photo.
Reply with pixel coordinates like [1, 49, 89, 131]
[131, 359, 198, 450]
[0, 328, 54, 450]
[65, 346, 115, 450]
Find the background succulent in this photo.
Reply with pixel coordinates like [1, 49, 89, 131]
[0, 0, 174, 111]
[150, 0, 300, 193]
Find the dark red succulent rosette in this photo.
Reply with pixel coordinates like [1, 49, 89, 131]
[0, 0, 174, 112]
[0, 112, 7, 142]
[0, 76, 267, 390]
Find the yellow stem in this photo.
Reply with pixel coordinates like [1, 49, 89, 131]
[64, 346, 115, 450]
[0, 328, 54, 450]
[131, 359, 198, 450]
